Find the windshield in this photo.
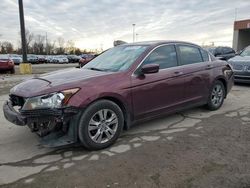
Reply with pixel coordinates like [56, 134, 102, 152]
[83, 45, 148, 72]
[10, 54, 19, 58]
[240, 46, 250, 57]
[58, 55, 66, 58]
[0, 54, 10, 60]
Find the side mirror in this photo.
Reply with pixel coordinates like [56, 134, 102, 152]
[216, 56, 226, 61]
[141, 64, 159, 74]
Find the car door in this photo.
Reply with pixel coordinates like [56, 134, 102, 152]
[131, 44, 187, 119]
[176, 45, 211, 103]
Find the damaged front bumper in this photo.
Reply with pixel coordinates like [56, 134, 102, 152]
[3, 101, 26, 126]
[3, 100, 81, 147]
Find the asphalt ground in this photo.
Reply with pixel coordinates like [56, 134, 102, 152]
[0, 65, 250, 187]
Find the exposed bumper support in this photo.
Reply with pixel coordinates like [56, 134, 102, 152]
[3, 100, 81, 147]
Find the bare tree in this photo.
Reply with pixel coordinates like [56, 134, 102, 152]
[47, 40, 56, 55]
[0, 41, 14, 54]
[56, 37, 65, 54]
[66, 40, 75, 54]
[25, 30, 34, 53]
[31, 34, 45, 54]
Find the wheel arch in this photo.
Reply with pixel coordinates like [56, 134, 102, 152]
[215, 76, 227, 98]
[78, 94, 132, 131]
[96, 96, 132, 130]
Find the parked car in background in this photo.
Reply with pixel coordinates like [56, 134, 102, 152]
[206, 46, 235, 61]
[37, 55, 46, 64]
[3, 41, 234, 150]
[9, 54, 22, 65]
[79, 54, 96, 67]
[27, 54, 38, 64]
[228, 45, 250, 83]
[52, 55, 69, 64]
[0, 54, 15, 74]
[45, 55, 53, 63]
[67, 55, 81, 63]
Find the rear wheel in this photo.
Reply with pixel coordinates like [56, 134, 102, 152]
[78, 100, 124, 150]
[207, 80, 225, 111]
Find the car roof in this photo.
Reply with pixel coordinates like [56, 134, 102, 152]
[122, 40, 201, 48]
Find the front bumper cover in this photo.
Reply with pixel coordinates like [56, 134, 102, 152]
[3, 101, 26, 126]
[3, 100, 79, 126]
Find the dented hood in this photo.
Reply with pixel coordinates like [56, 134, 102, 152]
[10, 68, 111, 98]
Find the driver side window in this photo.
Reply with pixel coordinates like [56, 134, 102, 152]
[142, 45, 178, 69]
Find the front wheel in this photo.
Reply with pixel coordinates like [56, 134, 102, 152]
[78, 100, 124, 150]
[10, 68, 15, 74]
[207, 80, 225, 111]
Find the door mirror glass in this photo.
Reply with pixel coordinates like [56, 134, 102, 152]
[141, 64, 159, 74]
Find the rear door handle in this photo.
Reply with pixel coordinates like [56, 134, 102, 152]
[205, 65, 213, 70]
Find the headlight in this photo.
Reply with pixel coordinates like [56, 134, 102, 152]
[22, 88, 79, 110]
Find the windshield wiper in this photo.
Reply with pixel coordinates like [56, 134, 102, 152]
[87, 67, 115, 72]
[88, 67, 105, 71]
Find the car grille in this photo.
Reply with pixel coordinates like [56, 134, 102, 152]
[20, 108, 62, 117]
[9, 95, 25, 107]
[233, 64, 243, 70]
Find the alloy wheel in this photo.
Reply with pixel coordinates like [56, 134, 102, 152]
[88, 109, 118, 144]
[211, 84, 224, 107]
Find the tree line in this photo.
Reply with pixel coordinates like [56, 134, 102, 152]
[0, 30, 99, 55]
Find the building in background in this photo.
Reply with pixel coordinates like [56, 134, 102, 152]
[233, 19, 250, 51]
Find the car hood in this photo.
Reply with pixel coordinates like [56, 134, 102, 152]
[228, 55, 250, 63]
[10, 68, 112, 98]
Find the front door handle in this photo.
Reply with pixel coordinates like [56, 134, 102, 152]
[174, 71, 183, 75]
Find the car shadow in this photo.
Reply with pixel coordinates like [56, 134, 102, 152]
[234, 82, 250, 87]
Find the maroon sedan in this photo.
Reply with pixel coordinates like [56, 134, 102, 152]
[0, 54, 15, 74]
[3, 41, 234, 150]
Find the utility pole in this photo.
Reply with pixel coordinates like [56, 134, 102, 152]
[18, 0, 27, 62]
[132, 24, 136, 43]
[136, 33, 139, 42]
[45, 32, 48, 55]
[18, 0, 32, 74]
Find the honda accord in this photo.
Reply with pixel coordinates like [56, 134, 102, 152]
[3, 41, 234, 150]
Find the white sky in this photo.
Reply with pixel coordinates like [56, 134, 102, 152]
[0, 0, 250, 50]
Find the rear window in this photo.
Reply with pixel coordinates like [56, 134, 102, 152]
[222, 47, 235, 54]
[178, 45, 203, 65]
[200, 49, 210, 62]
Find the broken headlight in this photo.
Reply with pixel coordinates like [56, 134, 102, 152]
[22, 88, 79, 110]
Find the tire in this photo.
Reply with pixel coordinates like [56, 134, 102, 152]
[10, 68, 15, 74]
[207, 80, 225, 111]
[78, 100, 124, 150]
